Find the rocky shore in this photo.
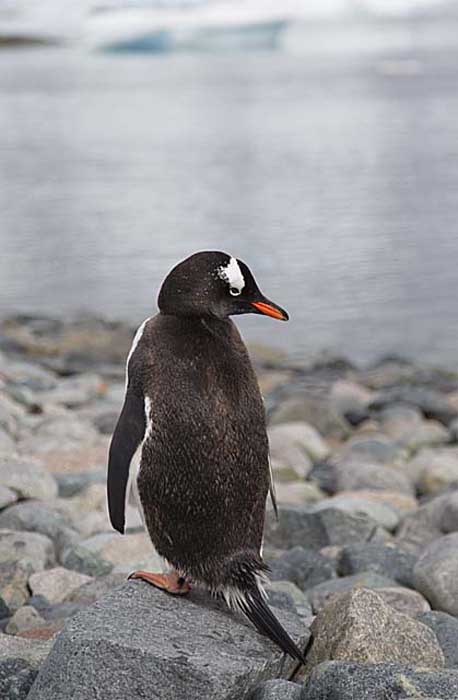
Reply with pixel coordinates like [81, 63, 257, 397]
[2, 314, 458, 698]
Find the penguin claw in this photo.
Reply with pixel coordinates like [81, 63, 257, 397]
[128, 570, 191, 595]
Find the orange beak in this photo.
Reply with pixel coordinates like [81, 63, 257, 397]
[250, 301, 289, 321]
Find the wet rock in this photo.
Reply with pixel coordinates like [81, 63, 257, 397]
[29, 568, 93, 605]
[0, 530, 55, 610]
[413, 534, 458, 615]
[370, 386, 457, 425]
[0, 456, 57, 501]
[418, 611, 458, 669]
[377, 587, 431, 616]
[6, 607, 46, 636]
[264, 505, 379, 551]
[28, 582, 310, 700]
[306, 572, 400, 613]
[305, 588, 443, 672]
[267, 546, 336, 591]
[337, 543, 416, 586]
[269, 394, 351, 439]
[0, 501, 78, 557]
[303, 661, 458, 700]
[250, 679, 302, 700]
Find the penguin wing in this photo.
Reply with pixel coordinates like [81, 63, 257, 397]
[107, 389, 146, 534]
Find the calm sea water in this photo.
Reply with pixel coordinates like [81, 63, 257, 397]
[1, 21, 458, 366]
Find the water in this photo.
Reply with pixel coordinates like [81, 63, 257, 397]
[1, 20, 458, 366]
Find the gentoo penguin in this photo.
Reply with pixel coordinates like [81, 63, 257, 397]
[107, 251, 304, 663]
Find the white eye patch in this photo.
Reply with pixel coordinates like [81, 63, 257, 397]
[217, 256, 245, 295]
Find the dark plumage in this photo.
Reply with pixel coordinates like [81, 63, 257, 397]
[107, 251, 304, 663]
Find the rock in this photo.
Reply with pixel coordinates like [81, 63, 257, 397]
[264, 581, 312, 621]
[60, 543, 112, 577]
[267, 546, 336, 592]
[329, 380, 373, 420]
[78, 531, 163, 574]
[305, 572, 401, 613]
[64, 574, 126, 605]
[380, 404, 450, 450]
[303, 661, 458, 700]
[264, 505, 379, 551]
[411, 447, 458, 495]
[0, 486, 17, 511]
[370, 386, 457, 425]
[418, 611, 458, 669]
[28, 581, 310, 700]
[33, 374, 105, 409]
[337, 543, 416, 586]
[377, 587, 431, 616]
[0, 657, 38, 699]
[305, 588, 444, 672]
[250, 679, 302, 700]
[396, 496, 446, 553]
[438, 491, 458, 532]
[0, 428, 15, 453]
[268, 422, 330, 467]
[6, 607, 46, 636]
[0, 633, 52, 667]
[317, 460, 414, 496]
[0, 530, 55, 610]
[449, 417, 458, 442]
[0, 633, 52, 700]
[313, 493, 400, 530]
[269, 394, 351, 439]
[274, 481, 325, 506]
[0, 456, 57, 501]
[18, 414, 100, 455]
[413, 533, 458, 615]
[29, 568, 93, 605]
[0, 501, 78, 557]
[54, 470, 105, 498]
[337, 434, 407, 466]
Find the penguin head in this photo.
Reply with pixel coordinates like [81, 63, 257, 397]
[158, 251, 289, 321]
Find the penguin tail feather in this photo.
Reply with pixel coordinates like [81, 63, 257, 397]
[217, 551, 305, 664]
[240, 586, 306, 664]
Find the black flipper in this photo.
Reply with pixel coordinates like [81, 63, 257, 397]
[242, 587, 305, 664]
[107, 390, 146, 534]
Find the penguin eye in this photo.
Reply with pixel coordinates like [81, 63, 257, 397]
[229, 287, 241, 296]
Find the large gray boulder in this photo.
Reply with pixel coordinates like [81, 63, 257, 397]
[303, 661, 458, 700]
[28, 581, 310, 700]
[305, 588, 444, 672]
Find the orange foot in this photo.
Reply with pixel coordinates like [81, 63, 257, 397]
[128, 570, 191, 595]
